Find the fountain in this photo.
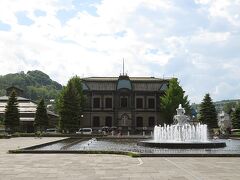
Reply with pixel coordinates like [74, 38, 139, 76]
[139, 104, 226, 148]
[154, 104, 208, 142]
[14, 104, 234, 156]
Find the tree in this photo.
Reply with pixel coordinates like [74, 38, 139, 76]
[223, 102, 237, 114]
[4, 91, 20, 133]
[199, 93, 218, 129]
[56, 76, 85, 113]
[55, 86, 67, 114]
[160, 78, 191, 125]
[34, 99, 49, 132]
[0, 70, 62, 101]
[58, 76, 83, 132]
[231, 105, 240, 129]
[67, 76, 85, 107]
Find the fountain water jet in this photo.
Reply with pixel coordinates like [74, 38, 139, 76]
[139, 104, 226, 149]
[154, 104, 208, 142]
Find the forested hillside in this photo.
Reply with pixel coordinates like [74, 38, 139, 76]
[0, 70, 62, 101]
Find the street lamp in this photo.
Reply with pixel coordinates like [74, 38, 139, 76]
[80, 114, 84, 127]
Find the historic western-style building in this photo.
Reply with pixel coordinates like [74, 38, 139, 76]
[80, 74, 171, 133]
[0, 86, 58, 132]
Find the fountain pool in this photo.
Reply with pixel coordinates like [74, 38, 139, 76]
[9, 105, 234, 157]
[9, 137, 240, 157]
[138, 104, 226, 148]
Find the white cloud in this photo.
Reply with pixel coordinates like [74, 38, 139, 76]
[191, 30, 230, 44]
[0, 0, 240, 103]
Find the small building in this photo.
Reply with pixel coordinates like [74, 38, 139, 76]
[81, 75, 171, 133]
[0, 86, 58, 132]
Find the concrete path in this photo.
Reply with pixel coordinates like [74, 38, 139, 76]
[0, 137, 240, 180]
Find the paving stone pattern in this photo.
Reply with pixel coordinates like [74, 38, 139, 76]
[0, 137, 240, 180]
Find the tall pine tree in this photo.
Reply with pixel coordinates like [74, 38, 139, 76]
[160, 78, 191, 124]
[34, 99, 49, 132]
[59, 77, 83, 132]
[199, 93, 218, 129]
[4, 91, 20, 133]
[231, 105, 240, 129]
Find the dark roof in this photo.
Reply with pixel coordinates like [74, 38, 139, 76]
[82, 76, 171, 91]
[82, 76, 171, 82]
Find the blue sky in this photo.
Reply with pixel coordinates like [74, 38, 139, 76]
[0, 0, 240, 103]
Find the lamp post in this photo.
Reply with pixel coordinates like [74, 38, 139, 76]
[80, 114, 84, 127]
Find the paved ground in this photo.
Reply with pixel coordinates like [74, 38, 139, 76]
[0, 137, 240, 180]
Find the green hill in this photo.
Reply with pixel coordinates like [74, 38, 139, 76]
[0, 70, 62, 101]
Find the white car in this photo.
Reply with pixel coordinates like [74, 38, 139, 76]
[76, 128, 92, 135]
[45, 128, 58, 134]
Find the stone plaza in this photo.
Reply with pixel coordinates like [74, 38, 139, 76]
[1, 137, 240, 180]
